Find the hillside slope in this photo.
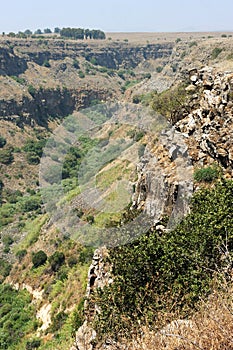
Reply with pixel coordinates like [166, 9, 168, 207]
[0, 32, 233, 349]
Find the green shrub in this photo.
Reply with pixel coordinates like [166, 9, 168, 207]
[21, 196, 41, 212]
[11, 76, 26, 85]
[26, 339, 41, 349]
[49, 311, 68, 332]
[151, 84, 190, 123]
[211, 47, 223, 59]
[90, 57, 98, 65]
[194, 166, 219, 182]
[67, 256, 78, 267]
[28, 85, 36, 97]
[43, 60, 51, 67]
[0, 258, 12, 279]
[156, 66, 163, 73]
[94, 180, 233, 340]
[0, 285, 37, 348]
[0, 135, 6, 148]
[6, 189, 22, 203]
[49, 251, 65, 272]
[16, 249, 27, 261]
[78, 70, 85, 78]
[32, 250, 47, 268]
[73, 59, 80, 69]
[2, 235, 14, 246]
[0, 148, 14, 164]
[189, 41, 198, 47]
[78, 246, 94, 264]
[71, 298, 85, 331]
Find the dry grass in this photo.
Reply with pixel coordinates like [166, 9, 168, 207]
[129, 280, 233, 350]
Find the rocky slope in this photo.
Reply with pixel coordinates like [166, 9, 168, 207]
[1, 34, 233, 349]
[71, 66, 233, 349]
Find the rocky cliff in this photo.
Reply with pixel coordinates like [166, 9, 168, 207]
[0, 38, 174, 128]
[132, 67, 233, 228]
[0, 39, 174, 72]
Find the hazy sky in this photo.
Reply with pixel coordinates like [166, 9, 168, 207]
[1, 0, 233, 33]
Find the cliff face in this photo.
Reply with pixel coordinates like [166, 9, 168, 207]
[0, 87, 111, 127]
[0, 39, 174, 127]
[176, 67, 233, 175]
[0, 39, 174, 72]
[0, 47, 27, 76]
[132, 67, 233, 229]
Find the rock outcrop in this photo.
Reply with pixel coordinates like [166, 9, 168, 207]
[71, 247, 112, 350]
[133, 127, 193, 228]
[176, 67, 233, 176]
[0, 87, 111, 127]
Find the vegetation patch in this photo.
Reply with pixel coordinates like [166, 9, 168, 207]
[94, 180, 233, 341]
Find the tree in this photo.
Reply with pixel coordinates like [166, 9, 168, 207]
[34, 29, 42, 35]
[8, 32, 16, 37]
[54, 27, 61, 33]
[44, 28, 52, 34]
[32, 250, 47, 268]
[24, 29, 32, 36]
[49, 251, 65, 272]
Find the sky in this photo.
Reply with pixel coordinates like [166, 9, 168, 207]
[1, 0, 233, 34]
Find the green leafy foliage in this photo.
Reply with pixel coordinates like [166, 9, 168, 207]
[211, 47, 223, 59]
[62, 137, 99, 179]
[0, 259, 12, 281]
[156, 66, 163, 73]
[60, 27, 105, 40]
[28, 85, 37, 97]
[43, 60, 51, 68]
[11, 76, 26, 85]
[16, 249, 27, 261]
[95, 180, 233, 340]
[0, 148, 14, 164]
[151, 84, 190, 123]
[49, 251, 65, 272]
[0, 135, 7, 148]
[32, 250, 48, 268]
[26, 338, 41, 349]
[78, 70, 85, 78]
[0, 284, 37, 349]
[194, 165, 220, 182]
[23, 138, 46, 164]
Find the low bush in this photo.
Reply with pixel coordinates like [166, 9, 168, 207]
[211, 47, 223, 59]
[32, 250, 47, 268]
[0, 148, 14, 164]
[194, 165, 219, 182]
[49, 251, 65, 272]
[0, 135, 6, 148]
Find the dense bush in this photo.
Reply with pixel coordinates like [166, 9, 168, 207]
[0, 259, 12, 280]
[211, 47, 223, 59]
[0, 148, 14, 164]
[21, 196, 41, 212]
[32, 250, 47, 268]
[0, 284, 36, 349]
[28, 85, 36, 97]
[151, 84, 190, 123]
[26, 339, 41, 349]
[0, 135, 6, 148]
[60, 27, 105, 40]
[194, 165, 220, 182]
[49, 251, 65, 272]
[95, 180, 233, 340]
